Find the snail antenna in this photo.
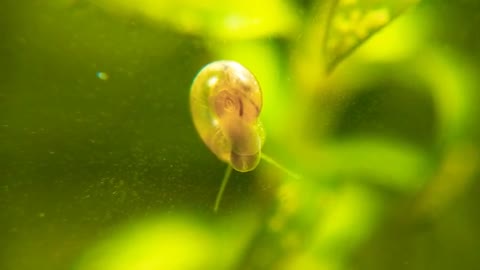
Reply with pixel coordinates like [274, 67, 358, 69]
[261, 153, 300, 180]
[213, 165, 233, 213]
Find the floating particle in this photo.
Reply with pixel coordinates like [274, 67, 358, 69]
[96, 71, 109, 80]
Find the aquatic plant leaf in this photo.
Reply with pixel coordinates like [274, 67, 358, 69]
[76, 214, 258, 270]
[323, 0, 421, 72]
[93, 0, 299, 40]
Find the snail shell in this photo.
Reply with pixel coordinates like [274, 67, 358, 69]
[190, 60, 264, 172]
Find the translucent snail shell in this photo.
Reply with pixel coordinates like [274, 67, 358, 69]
[190, 60, 265, 172]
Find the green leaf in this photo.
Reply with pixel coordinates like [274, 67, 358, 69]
[323, 0, 421, 72]
[94, 0, 300, 39]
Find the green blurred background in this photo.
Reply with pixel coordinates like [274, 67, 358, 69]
[1, 0, 479, 269]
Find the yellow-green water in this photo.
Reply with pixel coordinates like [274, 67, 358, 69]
[1, 0, 479, 269]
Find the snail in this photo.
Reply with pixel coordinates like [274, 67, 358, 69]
[190, 60, 298, 212]
[190, 60, 265, 172]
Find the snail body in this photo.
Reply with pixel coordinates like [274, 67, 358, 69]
[190, 60, 264, 172]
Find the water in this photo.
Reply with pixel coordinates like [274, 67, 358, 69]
[1, 1, 479, 269]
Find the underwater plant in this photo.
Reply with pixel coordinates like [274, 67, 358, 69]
[2, 1, 479, 270]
